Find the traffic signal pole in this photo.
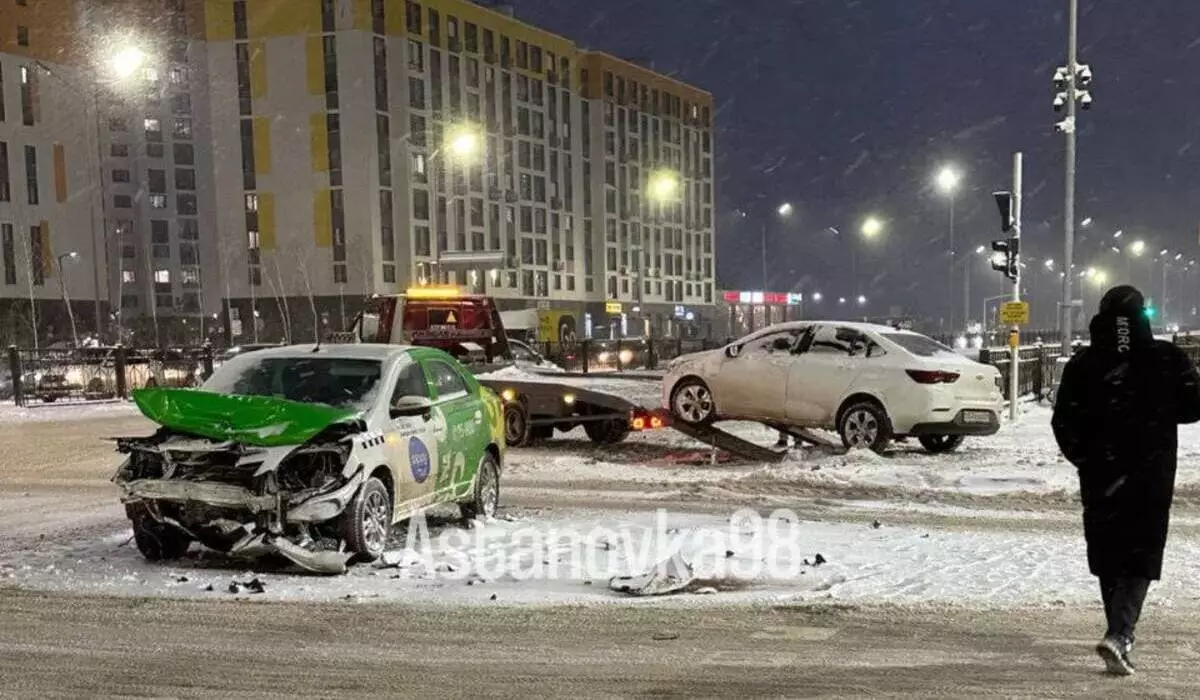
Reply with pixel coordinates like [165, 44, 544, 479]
[1009, 152, 1023, 422]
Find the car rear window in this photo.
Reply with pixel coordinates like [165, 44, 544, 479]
[881, 333, 957, 357]
[204, 356, 384, 409]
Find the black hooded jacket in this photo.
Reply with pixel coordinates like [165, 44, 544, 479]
[1052, 286, 1200, 579]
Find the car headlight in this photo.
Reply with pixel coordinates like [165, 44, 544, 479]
[618, 349, 633, 364]
[954, 335, 967, 349]
[598, 351, 611, 362]
[971, 336, 984, 350]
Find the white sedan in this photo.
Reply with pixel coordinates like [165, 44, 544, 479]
[663, 322, 1003, 453]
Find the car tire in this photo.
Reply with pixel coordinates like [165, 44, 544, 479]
[460, 452, 501, 522]
[129, 505, 192, 561]
[339, 476, 392, 563]
[584, 418, 630, 444]
[503, 402, 531, 447]
[670, 378, 716, 426]
[918, 435, 965, 454]
[838, 401, 893, 453]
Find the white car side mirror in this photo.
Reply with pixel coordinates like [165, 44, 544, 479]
[725, 345, 741, 359]
[391, 395, 433, 420]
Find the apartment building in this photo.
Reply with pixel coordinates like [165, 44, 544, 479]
[0, 0, 107, 346]
[2, 0, 717, 346]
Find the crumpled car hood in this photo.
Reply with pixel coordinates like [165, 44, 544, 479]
[132, 388, 360, 447]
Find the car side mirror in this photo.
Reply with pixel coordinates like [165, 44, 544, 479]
[724, 344, 741, 359]
[390, 395, 433, 420]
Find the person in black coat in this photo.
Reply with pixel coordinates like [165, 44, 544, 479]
[1051, 284, 1200, 676]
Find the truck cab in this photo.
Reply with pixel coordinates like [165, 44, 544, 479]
[347, 286, 513, 364]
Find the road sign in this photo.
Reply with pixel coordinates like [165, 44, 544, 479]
[605, 301, 622, 314]
[999, 301, 1030, 325]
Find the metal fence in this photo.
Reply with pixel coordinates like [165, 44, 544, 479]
[5, 345, 215, 406]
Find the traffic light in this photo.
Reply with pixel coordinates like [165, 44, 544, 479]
[993, 192, 1014, 233]
[991, 238, 1019, 282]
[1144, 298, 1156, 319]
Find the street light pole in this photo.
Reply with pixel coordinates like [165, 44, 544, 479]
[760, 221, 768, 292]
[1059, 0, 1080, 354]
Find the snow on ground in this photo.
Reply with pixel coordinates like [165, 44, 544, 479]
[0, 400, 140, 423]
[505, 403, 1200, 500]
[6, 507, 1200, 609]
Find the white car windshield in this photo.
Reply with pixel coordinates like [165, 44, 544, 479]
[203, 355, 384, 409]
[882, 333, 958, 357]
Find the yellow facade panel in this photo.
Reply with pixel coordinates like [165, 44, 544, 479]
[313, 190, 333, 247]
[248, 0, 320, 37]
[52, 143, 67, 203]
[38, 221, 52, 277]
[249, 40, 268, 98]
[310, 113, 329, 172]
[353, 0, 373, 31]
[253, 116, 272, 175]
[423, 0, 575, 58]
[258, 192, 277, 250]
[306, 35, 326, 95]
[203, 0, 236, 40]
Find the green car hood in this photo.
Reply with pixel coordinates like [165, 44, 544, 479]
[131, 388, 360, 447]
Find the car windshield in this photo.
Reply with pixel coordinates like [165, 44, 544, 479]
[203, 355, 384, 410]
[882, 333, 958, 358]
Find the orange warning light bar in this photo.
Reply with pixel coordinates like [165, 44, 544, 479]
[405, 285, 462, 299]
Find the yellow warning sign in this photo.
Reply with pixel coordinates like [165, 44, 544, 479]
[999, 301, 1029, 325]
[445, 311, 457, 324]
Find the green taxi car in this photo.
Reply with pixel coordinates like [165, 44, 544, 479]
[113, 344, 505, 574]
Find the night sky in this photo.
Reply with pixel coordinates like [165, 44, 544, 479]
[516, 0, 1200, 327]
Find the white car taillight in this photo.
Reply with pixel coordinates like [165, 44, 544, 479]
[906, 369, 960, 384]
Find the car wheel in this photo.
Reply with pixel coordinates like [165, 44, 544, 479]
[339, 476, 392, 562]
[584, 418, 630, 444]
[129, 505, 192, 561]
[918, 435, 965, 454]
[503, 402, 530, 447]
[838, 401, 893, 452]
[670, 378, 715, 426]
[460, 452, 501, 522]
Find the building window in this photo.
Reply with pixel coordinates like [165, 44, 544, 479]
[148, 169, 166, 193]
[24, 145, 37, 205]
[322, 35, 339, 110]
[405, 1, 422, 35]
[110, 143, 129, 157]
[178, 194, 197, 215]
[373, 37, 389, 111]
[376, 115, 391, 187]
[29, 225, 43, 286]
[114, 194, 132, 208]
[19, 66, 35, 126]
[409, 77, 425, 109]
[173, 143, 194, 165]
[326, 112, 342, 187]
[144, 118, 162, 141]
[173, 118, 192, 139]
[112, 169, 130, 183]
[179, 218, 199, 240]
[239, 119, 256, 190]
[149, 194, 168, 209]
[408, 40, 424, 71]
[0, 141, 9, 202]
[175, 168, 196, 190]
[1, 224, 15, 285]
[17, 26, 30, 47]
[380, 190, 395, 261]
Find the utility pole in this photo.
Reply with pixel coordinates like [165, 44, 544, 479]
[1056, 0, 1092, 354]
[1009, 152, 1023, 421]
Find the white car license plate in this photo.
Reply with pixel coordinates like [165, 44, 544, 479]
[962, 410, 993, 424]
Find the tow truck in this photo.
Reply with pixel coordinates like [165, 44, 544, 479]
[335, 286, 839, 462]
[335, 286, 666, 447]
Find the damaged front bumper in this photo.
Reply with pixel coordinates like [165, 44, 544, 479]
[114, 432, 365, 574]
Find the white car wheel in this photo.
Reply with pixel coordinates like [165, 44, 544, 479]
[838, 402, 893, 452]
[671, 379, 715, 425]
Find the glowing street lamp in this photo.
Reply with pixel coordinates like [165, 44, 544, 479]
[1129, 240, 1146, 257]
[777, 202, 794, 217]
[812, 292, 823, 303]
[445, 123, 481, 160]
[860, 216, 884, 239]
[935, 166, 960, 195]
[856, 294, 867, 306]
[109, 46, 148, 80]
[647, 169, 680, 202]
